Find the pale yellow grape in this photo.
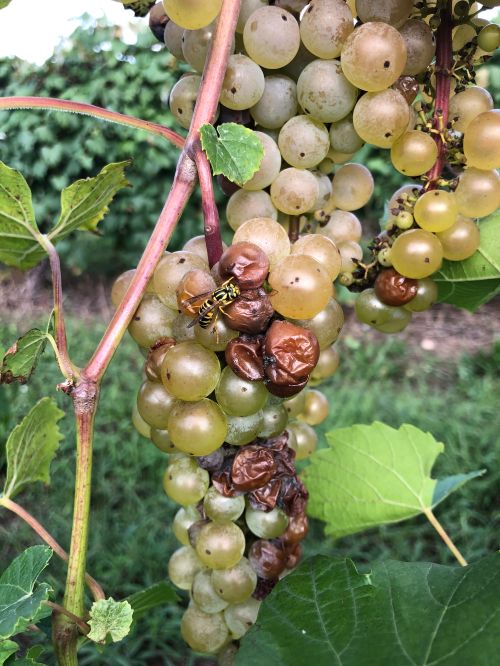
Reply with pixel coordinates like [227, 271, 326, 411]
[212, 557, 257, 603]
[374, 307, 412, 334]
[161, 341, 220, 401]
[331, 163, 374, 211]
[300, 0, 354, 59]
[250, 75, 298, 129]
[269, 255, 333, 319]
[168, 545, 203, 590]
[224, 598, 261, 640]
[403, 278, 438, 312]
[310, 345, 340, 382]
[137, 380, 178, 430]
[353, 89, 409, 148]
[288, 420, 318, 459]
[436, 216, 481, 261]
[171, 313, 196, 342]
[243, 6, 300, 69]
[192, 570, 229, 614]
[196, 521, 246, 569]
[270, 168, 319, 215]
[150, 428, 178, 454]
[463, 110, 500, 170]
[355, 0, 413, 27]
[258, 404, 288, 438]
[216, 366, 268, 417]
[167, 399, 227, 456]
[414, 190, 458, 233]
[391, 229, 443, 279]
[452, 23, 476, 52]
[319, 210, 362, 244]
[173, 505, 200, 546]
[163, 0, 222, 30]
[282, 41, 317, 81]
[291, 235, 342, 280]
[181, 605, 228, 654]
[237, 0, 267, 33]
[454, 168, 500, 218]
[329, 114, 364, 154]
[283, 391, 307, 419]
[399, 19, 436, 76]
[182, 24, 216, 73]
[164, 20, 185, 59]
[131, 404, 151, 439]
[310, 171, 333, 211]
[233, 217, 291, 269]
[477, 23, 500, 52]
[338, 240, 363, 273]
[225, 412, 264, 446]
[194, 318, 238, 352]
[204, 486, 245, 522]
[448, 86, 493, 132]
[326, 149, 356, 165]
[278, 115, 330, 169]
[245, 506, 289, 539]
[242, 132, 282, 190]
[128, 296, 177, 348]
[341, 22, 407, 92]
[390, 131, 438, 176]
[226, 190, 277, 231]
[163, 457, 210, 506]
[183, 235, 227, 264]
[299, 389, 329, 425]
[220, 54, 265, 111]
[169, 75, 201, 129]
[297, 59, 358, 123]
[111, 268, 155, 308]
[154, 251, 207, 309]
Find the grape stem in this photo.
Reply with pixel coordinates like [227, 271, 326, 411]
[45, 602, 90, 636]
[288, 217, 300, 243]
[194, 144, 223, 268]
[423, 508, 468, 567]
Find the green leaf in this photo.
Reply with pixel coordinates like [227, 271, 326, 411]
[113, 0, 155, 17]
[0, 1, 13, 10]
[0, 640, 17, 665]
[0, 329, 50, 384]
[87, 598, 133, 644]
[127, 581, 178, 621]
[0, 162, 46, 270]
[0, 546, 53, 640]
[432, 469, 486, 506]
[50, 161, 131, 241]
[237, 553, 500, 666]
[434, 212, 500, 311]
[2, 398, 65, 500]
[303, 422, 480, 538]
[200, 123, 264, 186]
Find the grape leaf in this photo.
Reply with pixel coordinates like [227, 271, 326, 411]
[87, 598, 133, 644]
[113, 0, 155, 16]
[0, 546, 53, 640]
[8, 645, 45, 666]
[0, 328, 50, 384]
[50, 161, 131, 241]
[432, 469, 486, 506]
[0, 162, 46, 270]
[434, 211, 500, 311]
[200, 123, 264, 186]
[237, 553, 500, 666]
[2, 398, 64, 500]
[126, 581, 178, 620]
[303, 422, 482, 538]
[0, 1, 13, 10]
[0, 640, 18, 665]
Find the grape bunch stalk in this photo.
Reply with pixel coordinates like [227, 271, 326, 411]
[115, 0, 499, 658]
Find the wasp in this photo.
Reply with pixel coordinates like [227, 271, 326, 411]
[185, 278, 241, 330]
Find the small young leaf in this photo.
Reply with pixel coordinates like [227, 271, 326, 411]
[50, 161, 131, 241]
[303, 422, 481, 538]
[432, 469, 486, 506]
[0, 546, 53, 640]
[237, 553, 500, 666]
[87, 598, 133, 644]
[0, 639, 18, 665]
[200, 123, 264, 186]
[0, 162, 46, 270]
[2, 398, 64, 500]
[434, 211, 500, 311]
[113, 0, 155, 17]
[0, 329, 50, 384]
[126, 581, 178, 621]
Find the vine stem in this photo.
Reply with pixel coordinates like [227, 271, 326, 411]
[194, 145, 223, 268]
[0, 96, 185, 149]
[423, 508, 468, 567]
[0, 497, 104, 601]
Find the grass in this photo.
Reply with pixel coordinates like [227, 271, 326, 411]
[1, 317, 499, 664]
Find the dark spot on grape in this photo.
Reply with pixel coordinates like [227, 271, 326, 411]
[134, 316, 140, 321]
[177, 108, 183, 114]
[300, 152, 305, 157]
[166, 372, 171, 380]
[307, 5, 313, 11]
[304, 108, 310, 114]
[242, 387, 248, 392]
[205, 549, 211, 554]
[219, 589, 223, 594]
[384, 60, 390, 68]
[385, 132, 392, 138]
[424, 257, 430, 263]
[168, 475, 172, 480]
[179, 257, 186, 263]
[295, 277, 300, 282]
[434, 191, 439, 196]
[231, 87, 237, 94]
[281, 14, 287, 20]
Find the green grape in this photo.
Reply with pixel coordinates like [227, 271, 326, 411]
[225, 411, 264, 446]
[331, 163, 374, 211]
[173, 505, 201, 546]
[164, 20, 185, 59]
[399, 19, 436, 76]
[111, 269, 155, 308]
[299, 389, 329, 425]
[183, 235, 228, 265]
[167, 399, 227, 456]
[131, 404, 151, 439]
[278, 115, 330, 169]
[288, 420, 318, 460]
[237, 0, 268, 33]
[436, 215, 480, 261]
[390, 131, 438, 176]
[150, 428, 178, 453]
[163, 0, 222, 30]
[463, 110, 500, 171]
[283, 391, 307, 419]
[168, 545, 204, 590]
[448, 86, 493, 133]
[196, 521, 246, 569]
[329, 114, 364, 154]
[220, 54, 265, 111]
[391, 229, 443, 279]
[163, 456, 209, 505]
[403, 278, 438, 312]
[194, 318, 239, 352]
[414, 190, 458, 233]
[191, 570, 229, 614]
[137, 380, 178, 430]
[355, 0, 413, 26]
[374, 307, 412, 334]
[224, 598, 261, 640]
[355, 288, 395, 326]
[310, 345, 340, 383]
[291, 298, 344, 350]
[161, 341, 220, 401]
[394, 211, 414, 230]
[204, 486, 245, 522]
[341, 22, 407, 92]
[242, 132, 282, 191]
[269, 255, 333, 319]
[353, 89, 410, 148]
[243, 6, 300, 69]
[270, 168, 320, 215]
[318, 210, 362, 244]
[258, 404, 289, 438]
[182, 23, 234, 73]
[171, 313, 196, 342]
[297, 59, 358, 123]
[180, 605, 229, 654]
[477, 23, 500, 52]
[154, 251, 207, 309]
[291, 234, 342, 281]
[378, 247, 393, 267]
[245, 505, 289, 539]
[128, 296, 177, 349]
[233, 217, 291, 269]
[212, 557, 257, 603]
[226, 190, 278, 232]
[216, 366, 268, 417]
[250, 75, 298, 129]
[169, 74, 201, 130]
[454, 167, 500, 218]
[299, 0, 353, 59]
[338, 240, 363, 273]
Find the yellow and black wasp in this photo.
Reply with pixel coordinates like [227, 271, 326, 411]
[185, 278, 241, 330]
